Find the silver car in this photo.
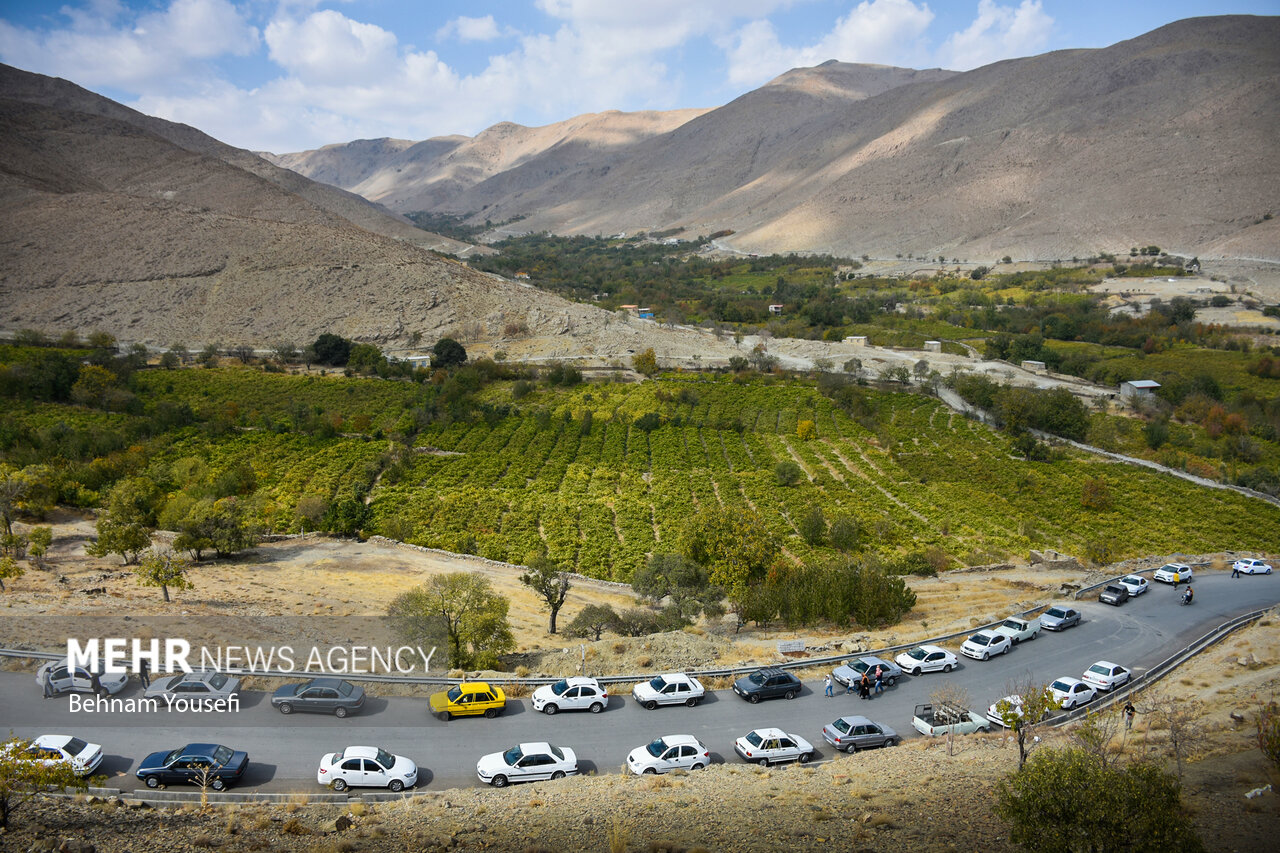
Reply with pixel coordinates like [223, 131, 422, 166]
[144, 670, 240, 704]
[832, 656, 903, 690]
[36, 660, 128, 696]
[822, 716, 899, 753]
[1039, 606, 1081, 631]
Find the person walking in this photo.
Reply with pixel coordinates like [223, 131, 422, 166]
[824, 674, 833, 697]
[42, 667, 54, 699]
[138, 658, 151, 688]
[858, 671, 871, 700]
[1123, 700, 1136, 731]
[89, 670, 103, 697]
[1232, 563, 1241, 579]
[873, 665, 884, 695]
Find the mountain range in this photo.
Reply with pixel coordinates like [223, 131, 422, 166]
[270, 15, 1280, 261]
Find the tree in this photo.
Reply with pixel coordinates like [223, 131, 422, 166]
[312, 333, 353, 366]
[1137, 687, 1206, 780]
[294, 495, 329, 532]
[796, 419, 816, 440]
[0, 467, 54, 540]
[995, 748, 1203, 852]
[0, 737, 90, 829]
[430, 338, 467, 369]
[829, 515, 859, 551]
[799, 505, 826, 546]
[1257, 697, 1280, 772]
[930, 682, 971, 756]
[565, 603, 621, 640]
[631, 553, 719, 617]
[85, 514, 151, 565]
[632, 348, 659, 377]
[134, 548, 193, 602]
[774, 460, 804, 486]
[520, 556, 572, 634]
[323, 497, 371, 537]
[678, 506, 778, 598]
[386, 573, 514, 670]
[991, 680, 1060, 767]
[69, 364, 118, 408]
[26, 526, 52, 568]
[0, 556, 23, 591]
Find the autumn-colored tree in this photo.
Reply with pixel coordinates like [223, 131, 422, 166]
[0, 737, 90, 829]
[678, 506, 777, 597]
[134, 548, 194, 602]
[796, 419, 816, 440]
[0, 556, 23, 591]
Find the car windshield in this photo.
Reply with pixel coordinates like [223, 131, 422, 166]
[745, 731, 764, 748]
[971, 634, 992, 645]
[648, 676, 667, 691]
[1051, 680, 1072, 692]
[338, 681, 354, 697]
[162, 674, 184, 690]
[65, 738, 88, 755]
[163, 748, 182, 765]
[207, 673, 228, 690]
[747, 672, 766, 685]
[502, 746, 524, 766]
[905, 648, 927, 661]
[447, 686, 462, 702]
[212, 745, 234, 765]
[646, 738, 668, 758]
[375, 748, 395, 769]
[551, 680, 570, 696]
[1001, 620, 1023, 630]
[1046, 608, 1067, 618]
[832, 719, 851, 734]
[1105, 586, 1123, 593]
[1123, 576, 1142, 584]
[1088, 664, 1110, 676]
[851, 660, 870, 674]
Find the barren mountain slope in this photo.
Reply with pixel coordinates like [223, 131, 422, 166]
[0, 64, 471, 255]
[316, 15, 1278, 261]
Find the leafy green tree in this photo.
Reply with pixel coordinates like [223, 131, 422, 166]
[430, 337, 467, 369]
[1144, 418, 1170, 450]
[520, 556, 572, 634]
[631, 553, 719, 617]
[679, 506, 777, 597]
[134, 548, 193, 602]
[0, 737, 90, 829]
[774, 460, 804, 486]
[991, 681, 1060, 767]
[632, 347, 659, 377]
[323, 497, 371, 537]
[829, 515, 859, 551]
[0, 556, 23, 591]
[86, 515, 151, 565]
[169, 497, 259, 560]
[386, 573, 514, 670]
[564, 604, 621, 640]
[26, 526, 52, 568]
[799, 505, 826, 545]
[995, 748, 1203, 852]
[69, 364, 117, 408]
[312, 333, 353, 366]
[347, 343, 386, 374]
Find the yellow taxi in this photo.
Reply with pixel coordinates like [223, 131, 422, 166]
[429, 682, 507, 720]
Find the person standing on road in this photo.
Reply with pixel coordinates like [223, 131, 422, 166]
[89, 670, 103, 697]
[1123, 700, 1136, 730]
[138, 658, 150, 688]
[824, 674, 833, 697]
[858, 671, 871, 700]
[1232, 563, 1241, 579]
[873, 666, 884, 695]
[42, 667, 54, 699]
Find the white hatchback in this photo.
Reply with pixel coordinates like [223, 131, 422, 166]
[961, 631, 1011, 661]
[626, 734, 710, 775]
[317, 746, 417, 792]
[1081, 661, 1131, 692]
[733, 728, 814, 766]
[35, 660, 128, 696]
[1049, 677, 1097, 710]
[476, 742, 578, 787]
[531, 677, 608, 715]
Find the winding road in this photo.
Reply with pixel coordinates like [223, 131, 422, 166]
[2, 572, 1275, 795]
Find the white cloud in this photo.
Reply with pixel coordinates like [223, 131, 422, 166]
[265, 10, 398, 85]
[436, 15, 502, 43]
[722, 0, 935, 88]
[938, 0, 1054, 70]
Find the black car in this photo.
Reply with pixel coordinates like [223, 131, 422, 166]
[1098, 584, 1130, 606]
[271, 678, 366, 717]
[135, 743, 249, 791]
[732, 667, 802, 703]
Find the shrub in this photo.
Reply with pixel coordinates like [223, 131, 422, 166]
[799, 505, 826, 546]
[774, 460, 804, 486]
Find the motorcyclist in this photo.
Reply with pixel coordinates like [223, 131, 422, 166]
[1182, 586, 1194, 605]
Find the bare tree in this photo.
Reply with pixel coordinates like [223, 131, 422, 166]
[930, 682, 971, 757]
[1136, 686, 1206, 779]
[1070, 707, 1123, 768]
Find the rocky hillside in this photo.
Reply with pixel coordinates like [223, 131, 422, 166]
[276, 15, 1280, 262]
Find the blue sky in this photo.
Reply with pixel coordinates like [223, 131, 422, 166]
[1, 0, 1276, 153]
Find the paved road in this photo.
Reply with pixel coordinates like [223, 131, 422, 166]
[2, 572, 1275, 794]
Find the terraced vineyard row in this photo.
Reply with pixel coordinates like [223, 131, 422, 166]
[369, 376, 1280, 580]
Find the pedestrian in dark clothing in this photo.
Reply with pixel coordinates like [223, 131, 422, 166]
[1123, 701, 1136, 730]
[1232, 564, 1241, 579]
[138, 658, 150, 687]
[858, 672, 871, 700]
[89, 671, 103, 696]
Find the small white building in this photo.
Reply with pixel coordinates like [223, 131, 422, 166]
[1021, 359, 1046, 372]
[924, 340, 942, 353]
[768, 304, 784, 315]
[1119, 379, 1161, 402]
[844, 336, 868, 346]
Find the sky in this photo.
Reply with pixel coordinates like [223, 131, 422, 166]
[1, 0, 1276, 154]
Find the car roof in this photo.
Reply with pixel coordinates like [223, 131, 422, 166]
[915, 644, 949, 654]
[32, 734, 75, 749]
[748, 727, 789, 739]
[457, 682, 494, 692]
[304, 677, 347, 689]
[178, 743, 226, 756]
[658, 734, 700, 746]
[1089, 660, 1121, 669]
[341, 746, 384, 759]
[834, 715, 876, 727]
[178, 671, 226, 683]
[1159, 563, 1190, 570]
[657, 672, 690, 681]
[1052, 677, 1085, 687]
[561, 676, 600, 686]
[518, 742, 554, 753]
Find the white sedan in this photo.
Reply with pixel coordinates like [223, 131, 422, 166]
[986, 695, 1026, 729]
[733, 728, 814, 766]
[1117, 575, 1150, 596]
[35, 660, 128, 696]
[1081, 661, 1132, 692]
[961, 631, 1011, 661]
[895, 645, 957, 676]
[632, 673, 706, 709]
[26, 734, 105, 776]
[1233, 558, 1273, 575]
[317, 746, 417, 792]
[625, 735, 710, 775]
[476, 743, 578, 787]
[531, 677, 608, 715]
[1049, 677, 1097, 710]
[1153, 563, 1193, 584]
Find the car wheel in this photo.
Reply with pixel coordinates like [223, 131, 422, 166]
[484, 708, 498, 719]
[278, 702, 293, 715]
[211, 778, 226, 792]
[646, 700, 659, 710]
[332, 779, 348, 792]
[686, 697, 699, 707]
[589, 702, 603, 714]
[943, 663, 953, 673]
[691, 763, 704, 771]
[885, 739, 899, 748]
[491, 775, 508, 788]
[977, 726, 990, 734]
[441, 711, 452, 721]
[643, 767, 656, 775]
[544, 704, 558, 715]
[798, 753, 812, 764]
[388, 780, 404, 792]
[911, 667, 922, 676]
[886, 676, 897, 687]
[1002, 645, 1010, 656]
[758, 757, 770, 767]
[749, 694, 760, 704]
[1011, 637, 1019, 645]
[1030, 632, 1038, 641]
[145, 776, 160, 788]
[334, 706, 348, 719]
[783, 690, 796, 700]
[844, 743, 857, 754]
[982, 652, 990, 661]
[551, 771, 566, 781]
